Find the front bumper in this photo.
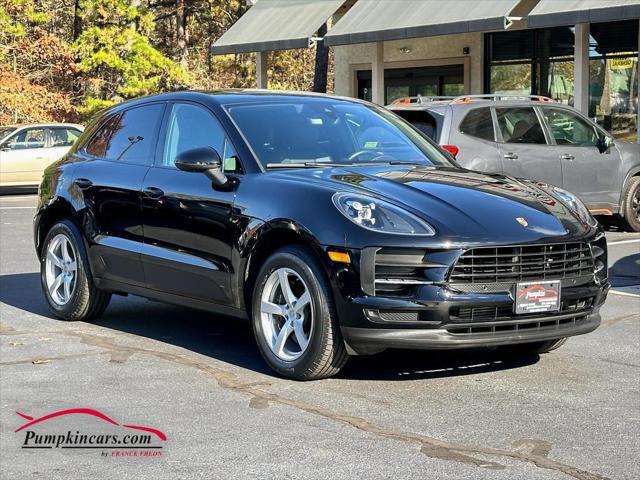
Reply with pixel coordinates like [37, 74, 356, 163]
[338, 283, 608, 354]
[323, 232, 609, 355]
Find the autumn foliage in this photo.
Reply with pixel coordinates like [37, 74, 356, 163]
[0, 0, 328, 125]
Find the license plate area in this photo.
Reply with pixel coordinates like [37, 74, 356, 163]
[515, 280, 561, 314]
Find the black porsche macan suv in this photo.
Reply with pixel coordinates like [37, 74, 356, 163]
[34, 91, 609, 380]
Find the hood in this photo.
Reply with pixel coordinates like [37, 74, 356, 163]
[271, 165, 593, 244]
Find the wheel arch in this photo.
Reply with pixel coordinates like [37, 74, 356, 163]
[239, 220, 328, 316]
[620, 167, 640, 213]
[35, 197, 80, 258]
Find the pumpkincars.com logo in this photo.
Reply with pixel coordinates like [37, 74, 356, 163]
[15, 408, 167, 457]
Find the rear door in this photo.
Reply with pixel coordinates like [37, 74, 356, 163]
[495, 106, 562, 186]
[453, 107, 502, 173]
[540, 106, 620, 207]
[46, 126, 83, 164]
[141, 101, 240, 305]
[73, 103, 165, 287]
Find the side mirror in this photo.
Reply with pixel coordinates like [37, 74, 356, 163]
[596, 135, 613, 154]
[175, 147, 228, 187]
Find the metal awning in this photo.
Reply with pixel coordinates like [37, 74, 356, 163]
[323, 0, 522, 46]
[528, 0, 640, 28]
[211, 0, 346, 55]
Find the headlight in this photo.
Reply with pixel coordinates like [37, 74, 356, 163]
[332, 192, 435, 235]
[553, 187, 598, 227]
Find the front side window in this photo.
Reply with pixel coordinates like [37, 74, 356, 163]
[162, 103, 239, 173]
[5, 128, 46, 150]
[496, 107, 546, 144]
[224, 98, 453, 168]
[49, 128, 81, 147]
[85, 104, 164, 164]
[459, 108, 495, 141]
[543, 108, 599, 146]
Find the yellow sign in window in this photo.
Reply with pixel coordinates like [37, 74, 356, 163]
[610, 54, 634, 70]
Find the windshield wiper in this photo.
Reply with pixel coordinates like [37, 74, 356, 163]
[265, 162, 353, 169]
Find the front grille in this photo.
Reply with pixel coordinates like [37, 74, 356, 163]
[449, 242, 595, 284]
[450, 296, 595, 323]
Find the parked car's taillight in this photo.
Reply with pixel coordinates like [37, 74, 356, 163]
[441, 144, 459, 157]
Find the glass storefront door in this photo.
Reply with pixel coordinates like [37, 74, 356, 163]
[357, 64, 464, 105]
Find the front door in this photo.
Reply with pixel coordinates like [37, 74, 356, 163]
[74, 103, 165, 287]
[141, 102, 240, 305]
[495, 106, 563, 187]
[0, 127, 48, 185]
[541, 106, 621, 208]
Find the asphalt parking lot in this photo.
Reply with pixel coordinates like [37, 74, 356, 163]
[1, 194, 638, 480]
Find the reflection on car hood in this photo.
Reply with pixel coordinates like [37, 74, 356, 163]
[274, 165, 592, 242]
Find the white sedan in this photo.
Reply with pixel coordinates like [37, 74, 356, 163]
[0, 123, 84, 187]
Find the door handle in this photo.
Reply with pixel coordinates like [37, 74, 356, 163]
[143, 186, 165, 198]
[503, 152, 518, 160]
[561, 154, 575, 161]
[73, 178, 93, 189]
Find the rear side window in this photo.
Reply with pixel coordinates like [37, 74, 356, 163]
[85, 104, 164, 164]
[495, 107, 547, 144]
[49, 128, 81, 147]
[459, 108, 495, 141]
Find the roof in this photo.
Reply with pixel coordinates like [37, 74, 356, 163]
[1, 123, 84, 130]
[528, 0, 640, 28]
[324, 0, 522, 46]
[211, 0, 345, 54]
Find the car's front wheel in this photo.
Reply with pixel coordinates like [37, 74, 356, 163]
[252, 246, 348, 380]
[620, 176, 640, 232]
[40, 220, 111, 321]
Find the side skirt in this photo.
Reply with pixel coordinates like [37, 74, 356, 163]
[94, 277, 248, 320]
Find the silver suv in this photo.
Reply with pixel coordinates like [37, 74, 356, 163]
[389, 95, 640, 231]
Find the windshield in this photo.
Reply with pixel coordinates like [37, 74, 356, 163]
[0, 127, 16, 142]
[224, 98, 453, 169]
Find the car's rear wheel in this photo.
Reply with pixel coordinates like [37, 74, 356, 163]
[620, 176, 640, 232]
[40, 220, 111, 321]
[252, 246, 348, 380]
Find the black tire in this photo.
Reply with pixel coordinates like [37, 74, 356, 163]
[40, 220, 111, 321]
[505, 337, 568, 355]
[252, 246, 348, 380]
[620, 176, 640, 232]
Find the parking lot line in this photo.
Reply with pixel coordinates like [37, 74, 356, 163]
[609, 289, 640, 298]
[607, 239, 640, 246]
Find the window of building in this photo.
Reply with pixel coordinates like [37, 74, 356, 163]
[486, 20, 638, 141]
[495, 107, 546, 144]
[459, 108, 495, 141]
[357, 65, 464, 105]
[85, 104, 164, 164]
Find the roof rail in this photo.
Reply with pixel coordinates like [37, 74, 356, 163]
[450, 94, 556, 104]
[389, 95, 455, 106]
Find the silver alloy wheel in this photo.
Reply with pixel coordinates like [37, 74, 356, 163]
[633, 184, 640, 222]
[45, 233, 77, 306]
[260, 267, 314, 362]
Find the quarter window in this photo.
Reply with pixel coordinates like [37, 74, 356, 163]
[543, 108, 599, 146]
[459, 108, 495, 141]
[162, 103, 240, 173]
[495, 107, 547, 144]
[85, 104, 164, 164]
